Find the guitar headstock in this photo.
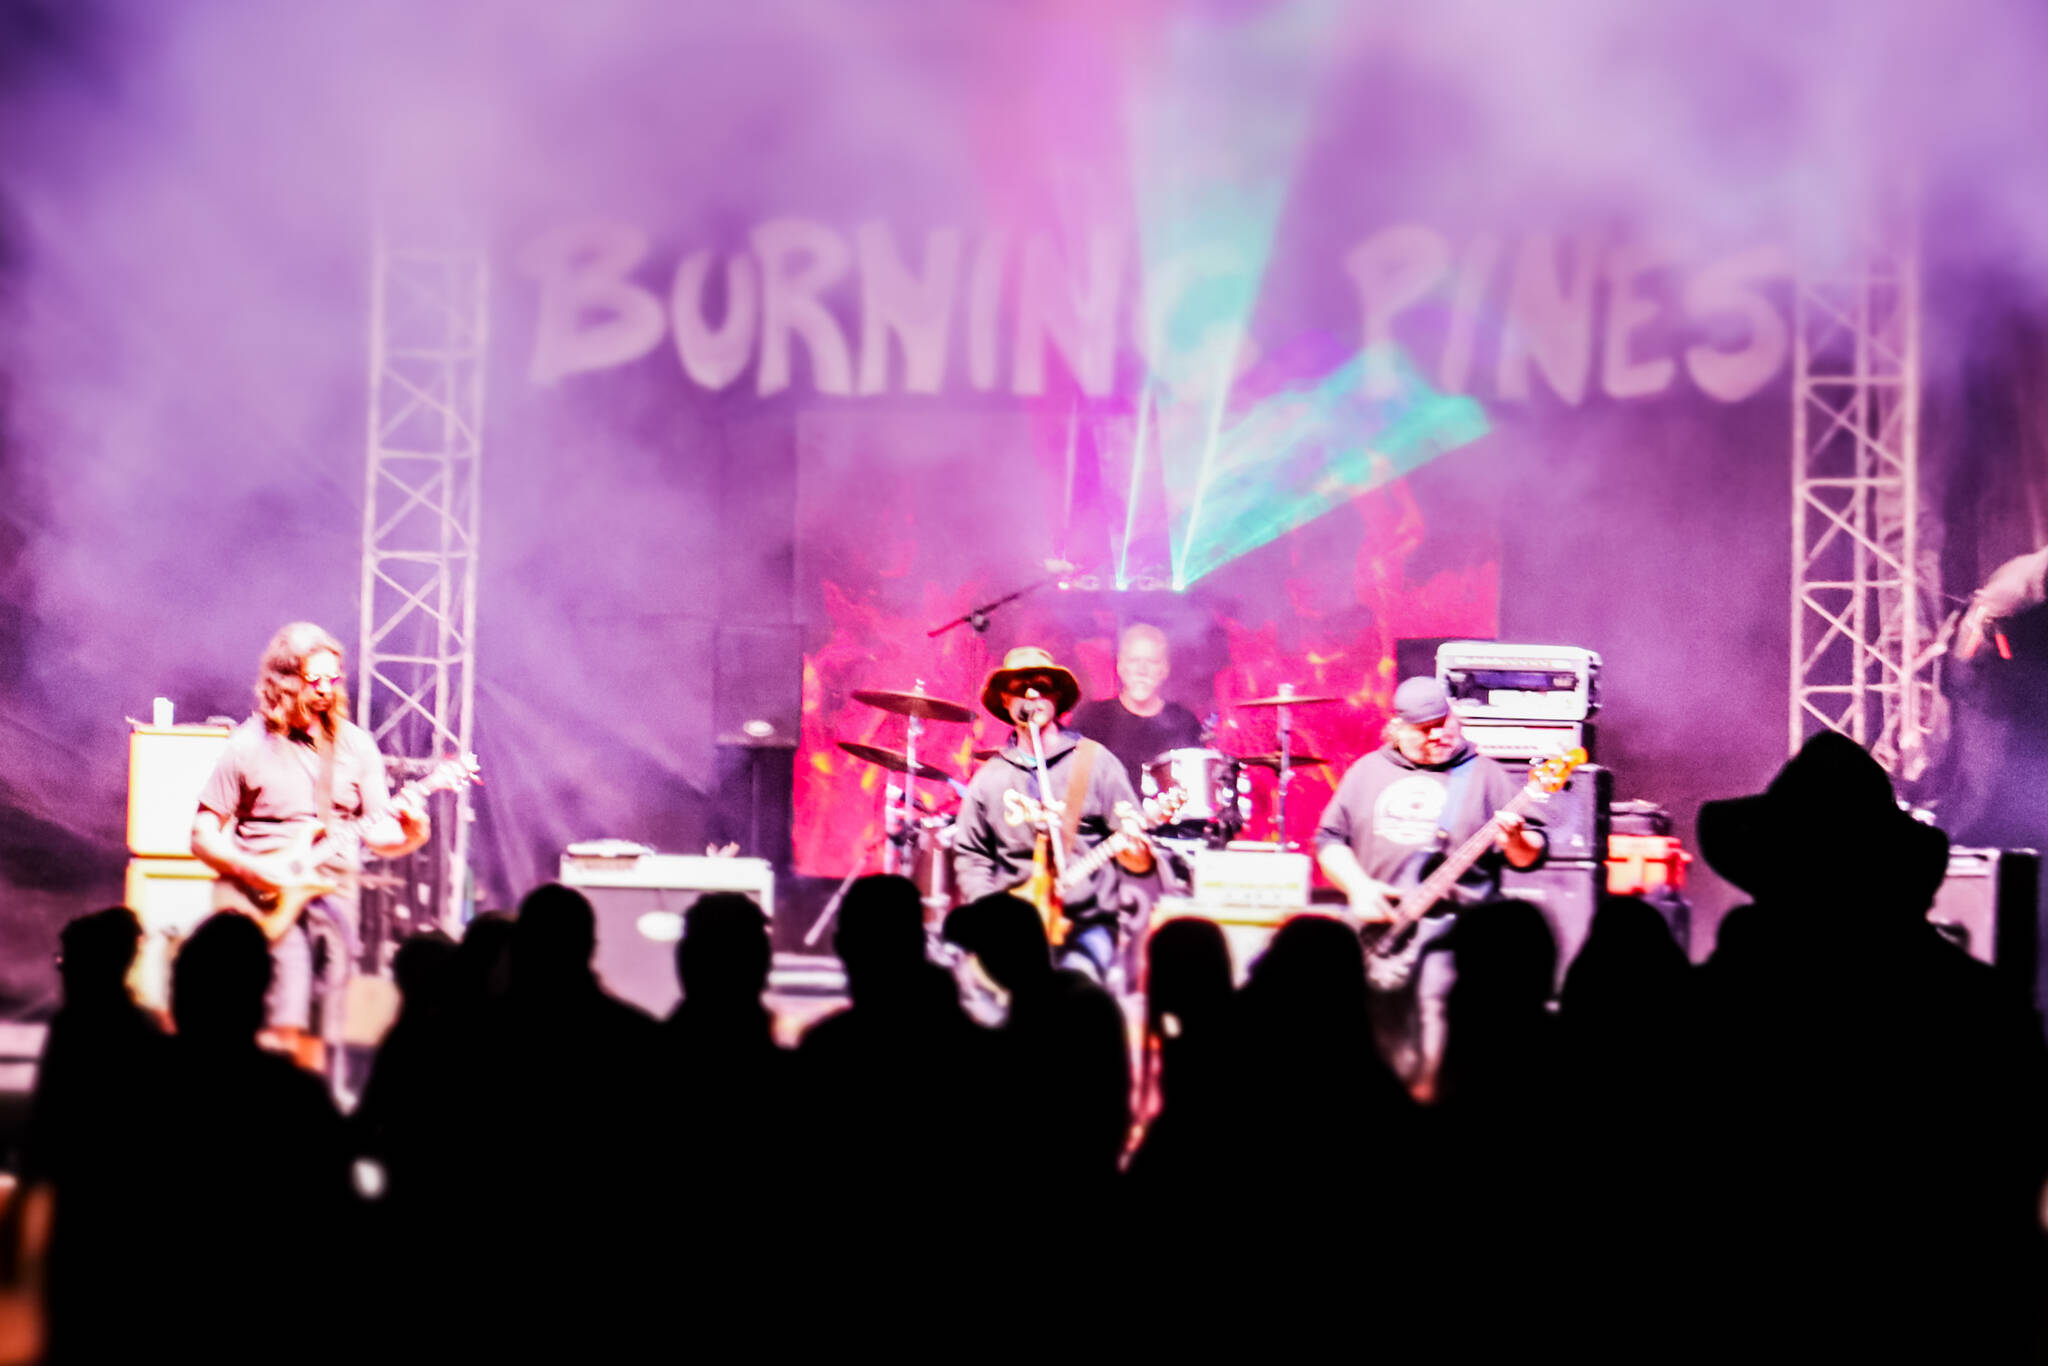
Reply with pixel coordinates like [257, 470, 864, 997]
[415, 752, 483, 796]
[1142, 788, 1190, 827]
[1526, 746, 1588, 795]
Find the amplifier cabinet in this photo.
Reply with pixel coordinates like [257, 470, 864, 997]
[1518, 763, 1612, 863]
[128, 724, 232, 856]
[124, 856, 220, 1010]
[1928, 849, 2039, 996]
[1497, 862, 1692, 987]
[1496, 862, 1601, 991]
[1150, 896, 1295, 986]
[1461, 721, 1593, 764]
[560, 879, 775, 1019]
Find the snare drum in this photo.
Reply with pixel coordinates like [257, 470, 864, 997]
[1141, 748, 1247, 840]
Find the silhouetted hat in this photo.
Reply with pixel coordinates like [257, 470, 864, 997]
[1696, 730, 1949, 898]
[980, 646, 1083, 723]
[1393, 675, 1452, 724]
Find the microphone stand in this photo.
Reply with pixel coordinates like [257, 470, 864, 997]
[927, 575, 1058, 639]
[1019, 698, 1071, 890]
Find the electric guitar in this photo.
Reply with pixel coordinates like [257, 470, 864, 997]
[1357, 748, 1585, 992]
[219, 753, 482, 943]
[1000, 788, 1187, 946]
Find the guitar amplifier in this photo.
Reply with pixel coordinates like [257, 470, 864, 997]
[1437, 641, 1601, 721]
[559, 850, 776, 1018]
[1150, 896, 1290, 986]
[1192, 846, 1312, 913]
[1461, 721, 1595, 764]
[124, 856, 222, 1011]
[127, 723, 233, 856]
[1928, 848, 2039, 991]
[1518, 762, 1611, 863]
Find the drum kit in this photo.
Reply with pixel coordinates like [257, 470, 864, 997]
[818, 680, 1346, 932]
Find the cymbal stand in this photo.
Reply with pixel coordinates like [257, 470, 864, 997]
[1274, 684, 1298, 850]
[883, 680, 932, 877]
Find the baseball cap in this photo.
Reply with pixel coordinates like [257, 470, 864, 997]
[1393, 675, 1452, 724]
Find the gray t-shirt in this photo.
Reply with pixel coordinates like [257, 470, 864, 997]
[1314, 742, 1530, 890]
[196, 717, 395, 871]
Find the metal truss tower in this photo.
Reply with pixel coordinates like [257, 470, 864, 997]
[356, 217, 488, 940]
[1790, 221, 1939, 781]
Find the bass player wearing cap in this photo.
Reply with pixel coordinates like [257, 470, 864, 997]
[1314, 675, 1546, 1097]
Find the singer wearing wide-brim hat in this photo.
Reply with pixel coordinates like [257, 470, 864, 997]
[979, 646, 1083, 723]
[953, 644, 1153, 989]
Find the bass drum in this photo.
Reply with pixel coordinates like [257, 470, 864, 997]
[1140, 748, 1247, 843]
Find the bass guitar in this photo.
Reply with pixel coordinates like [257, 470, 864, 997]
[1358, 748, 1585, 992]
[1001, 788, 1186, 946]
[219, 753, 482, 943]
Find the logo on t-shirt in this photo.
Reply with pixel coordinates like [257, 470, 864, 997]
[1374, 774, 1448, 848]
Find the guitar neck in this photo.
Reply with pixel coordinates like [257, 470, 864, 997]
[1399, 787, 1541, 920]
[1059, 805, 1176, 892]
[1064, 829, 1137, 888]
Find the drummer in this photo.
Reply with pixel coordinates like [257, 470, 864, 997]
[1072, 623, 1205, 786]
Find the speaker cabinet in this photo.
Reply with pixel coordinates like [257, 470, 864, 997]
[575, 883, 771, 1019]
[124, 856, 220, 1010]
[1497, 862, 1601, 990]
[127, 724, 232, 856]
[1517, 762, 1612, 863]
[1493, 861, 1691, 989]
[1928, 848, 2039, 993]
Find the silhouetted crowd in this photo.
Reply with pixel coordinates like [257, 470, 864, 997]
[13, 732, 2048, 1361]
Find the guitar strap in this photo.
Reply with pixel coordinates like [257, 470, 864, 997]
[1437, 754, 1474, 839]
[1060, 740, 1099, 862]
[1437, 755, 1478, 901]
[313, 729, 338, 839]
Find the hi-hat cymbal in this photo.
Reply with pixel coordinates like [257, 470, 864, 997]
[1236, 692, 1345, 708]
[836, 741, 956, 782]
[849, 688, 977, 723]
[1238, 752, 1330, 770]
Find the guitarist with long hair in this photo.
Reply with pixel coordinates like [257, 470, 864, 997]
[953, 647, 1157, 985]
[1315, 675, 1547, 1099]
[190, 622, 432, 1077]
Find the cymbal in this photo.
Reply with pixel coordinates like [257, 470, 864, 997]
[1238, 752, 1329, 770]
[849, 688, 976, 723]
[836, 741, 955, 783]
[1235, 692, 1345, 708]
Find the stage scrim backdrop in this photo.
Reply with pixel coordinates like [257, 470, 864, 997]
[790, 407, 1502, 872]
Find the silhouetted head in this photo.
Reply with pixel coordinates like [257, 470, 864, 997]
[58, 906, 143, 1002]
[678, 892, 772, 1006]
[1145, 916, 1233, 1040]
[513, 883, 598, 994]
[1448, 900, 1557, 1017]
[833, 875, 926, 1002]
[1244, 915, 1369, 1023]
[1697, 730, 1949, 914]
[943, 893, 1051, 993]
[1561, 896, 1689, 1018]
[171, 913, 273, 1045]
[392, 929, 457, 1008]
[453, 911, 516, 1002]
